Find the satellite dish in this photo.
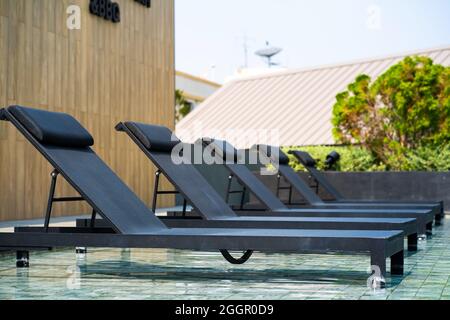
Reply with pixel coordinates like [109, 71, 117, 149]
[255, 42, 283, 68]
[255, 47, 283, 58]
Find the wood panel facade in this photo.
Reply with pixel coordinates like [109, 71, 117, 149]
[0, 0, 175, 221]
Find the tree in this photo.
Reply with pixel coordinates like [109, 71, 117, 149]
[175, 89, 192, 123]
[332, 56, 450, 168]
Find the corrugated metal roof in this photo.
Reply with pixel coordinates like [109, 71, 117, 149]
[176, 46, 450, 148]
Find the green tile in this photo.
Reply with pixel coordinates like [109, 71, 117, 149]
[0, 217, 449, 300]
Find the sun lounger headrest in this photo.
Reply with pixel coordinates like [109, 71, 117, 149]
[289, 150, 317, 167]
[0, 109, 7, 121]
[8, 106, 94, 148]
[124, 122, 181, 152]
[256, 145, 290, 165]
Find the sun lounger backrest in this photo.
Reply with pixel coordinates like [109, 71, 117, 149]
[204, 140, 288, 211]
[290, 150, 344, 200]
[1, 106, 167, 234]
[117, 122, 238, 220]
[256, 145, 325, 205]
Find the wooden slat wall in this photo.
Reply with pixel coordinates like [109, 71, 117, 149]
[0, 0, 175, 221]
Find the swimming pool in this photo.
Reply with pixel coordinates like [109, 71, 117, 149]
[1, 218, 449, 300]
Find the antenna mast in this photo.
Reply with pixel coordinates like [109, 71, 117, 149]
[243, 35, 249, 68]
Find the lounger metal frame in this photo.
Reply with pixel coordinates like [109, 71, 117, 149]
[289, 150, 445, 221]
[152, 169, 188, 216]
[0, 226, 406, 279]
[0, 107, 406, 280]
[112, 122, 420, 251]
[202, 140, 436, 235]
[43, 169, 98, 230]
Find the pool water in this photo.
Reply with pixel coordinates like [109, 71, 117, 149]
[1, 218, 450, 300]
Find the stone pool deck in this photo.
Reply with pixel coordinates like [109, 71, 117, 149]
[0, 216, 449, 300]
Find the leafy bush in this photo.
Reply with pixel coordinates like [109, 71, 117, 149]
[175, 89, 192, 123]
[282, 145, 450, 172]
[393, 144, 450, 171]
[332, 56, 450, 168]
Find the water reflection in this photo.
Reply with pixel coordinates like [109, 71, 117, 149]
[0, 218, 448, 300]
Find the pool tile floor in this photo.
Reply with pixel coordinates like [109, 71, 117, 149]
[0, 217, 449, 300]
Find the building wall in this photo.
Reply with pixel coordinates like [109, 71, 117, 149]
[0, 0, 175, 221]
[176, 71, 220, 109]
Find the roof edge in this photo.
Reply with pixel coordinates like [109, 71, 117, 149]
[176, 70, 222, 88]
[230, 44, 450, 83]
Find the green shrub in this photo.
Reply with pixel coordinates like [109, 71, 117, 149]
[397, 144, 450, 171]
[282, 145, 450, 172]
[332, 56, 450, 167]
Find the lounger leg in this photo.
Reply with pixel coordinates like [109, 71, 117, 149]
[435, 214, 442, 226]
[44, 170, 59, 232]
[276, 175, 281, 198]
[90, 210, 97, 228]
[152, 170, 162, 212]
[439, 201, 445, 221]
[16, 251, 29, 268]
[288, 186, 293, 205]
[182, 200, 187, 217]
[225, 175, 233, 204]
[240, 187, 247, 210]
[391, 251, 404, 276]
[426, 222, 433, 234]
[408, 234, 418, 252]
[313, 178, 320, 195]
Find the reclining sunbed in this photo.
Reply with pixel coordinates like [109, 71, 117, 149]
[200, 140, 436, 235]
[104, 122, 419, 251]
[0, 106, 405, 280]
[255, 146, 443, 224]
[289, 150, 445, 222]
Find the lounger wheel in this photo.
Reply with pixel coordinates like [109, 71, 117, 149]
[220, 250, 253, 265]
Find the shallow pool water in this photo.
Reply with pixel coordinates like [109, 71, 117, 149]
[1, 218, 449, 300]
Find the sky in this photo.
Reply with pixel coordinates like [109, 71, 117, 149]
[175, 0, 450, 83]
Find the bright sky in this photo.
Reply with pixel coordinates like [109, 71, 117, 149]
[175, 0, 450, 83]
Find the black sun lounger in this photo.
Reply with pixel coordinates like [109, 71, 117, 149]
[201, 139, 435, 235]
[0, 106, 405, 280]
[291, 150, 444, 214]
[111, 122, 418, 251]
[256, 146, 443, 224]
